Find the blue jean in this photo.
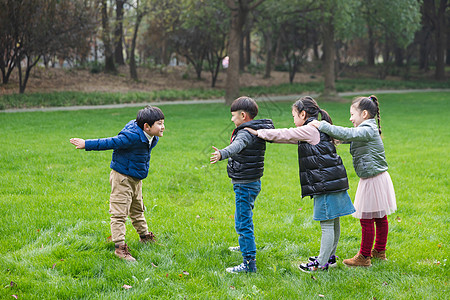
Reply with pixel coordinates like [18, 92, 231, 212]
[233, 180, 261, 260]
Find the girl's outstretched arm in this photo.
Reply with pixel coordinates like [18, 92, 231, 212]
[319, 121, 373, 142]
[245, 126, 319, 145]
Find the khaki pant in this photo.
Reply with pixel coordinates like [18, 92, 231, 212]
[109, 169, 148, 244]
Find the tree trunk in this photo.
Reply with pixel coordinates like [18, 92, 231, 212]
[263, 31, 272, 78]
[321, 20, 337, 99]
[274, 34, 283, 66]
[130, 13, 144, 80]
[367, 25, 375, 66]
[434, 0, 447, 80]
[114, 0, 125, 65]
[101, 0, 117, 74]
[245, 30, 251, 66]
[239, 34, 245, 71]
[18, 54, 40, 94]
[394, 46, 404, 67]
[447, 11, 450, 65]
[225, 7, 247, 104]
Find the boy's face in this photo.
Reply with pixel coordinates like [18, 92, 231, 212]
[231, 110, 246, 127]
[144, 119, 165, 137]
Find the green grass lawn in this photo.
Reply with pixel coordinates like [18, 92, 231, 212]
[0, 92, 448, 299]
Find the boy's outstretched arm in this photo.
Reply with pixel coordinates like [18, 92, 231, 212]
[70, 138, 86, 149]
[210, 146, 221, 164]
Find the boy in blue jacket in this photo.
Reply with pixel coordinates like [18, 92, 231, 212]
[70, 106, 165, 261]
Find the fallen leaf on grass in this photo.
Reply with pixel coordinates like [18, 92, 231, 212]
[318, 294, 325, 298]
[396, 216, 401, 222]
[182, 271, 189, 276]
[298, 208, 302, 211]
[151, 262, 158, 268]
[382, 281, 388, 286]
[166, 273, 169, 278]
[52, 263, 56, 269]
[229, 286, 235, 290]
[10, 281, 16, 287]
[311, 275, 317, 280]
[196, 215, 200, 219]
[106, 236, 112, 242]
[12, 295, 18, 299]
[122, 285, 132, 290]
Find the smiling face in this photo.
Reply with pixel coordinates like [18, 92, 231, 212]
[292, 107, 307, 127]
[349, 105, 368, 127]
[144, 119, 165, 137]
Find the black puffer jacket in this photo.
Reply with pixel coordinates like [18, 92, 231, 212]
[225, 119, 274, 182]
[298, 118, 349, 198]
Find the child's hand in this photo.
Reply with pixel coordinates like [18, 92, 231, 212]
[70, 138, 85, 149]
[309, 120, 321, 128]
[244, 127, 258, 136]
[210, 146, 221, 164]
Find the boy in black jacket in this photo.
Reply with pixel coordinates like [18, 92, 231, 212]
[210, 96, 274, 273]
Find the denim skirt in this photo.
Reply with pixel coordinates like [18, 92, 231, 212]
[313, 190, 355, 221]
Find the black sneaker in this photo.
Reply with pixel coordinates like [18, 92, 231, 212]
[299, 260, 329, 273]
[308, 255, 338, 267]
[226, 258, 257, 273]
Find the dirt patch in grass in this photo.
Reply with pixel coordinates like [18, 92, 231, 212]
[1, 65, 322, 95]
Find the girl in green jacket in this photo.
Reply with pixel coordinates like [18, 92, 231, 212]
[310, 95, 396, 267]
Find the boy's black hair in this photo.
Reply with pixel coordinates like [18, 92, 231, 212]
[136, 106, 164, 129]
[230, 96, 258, 119]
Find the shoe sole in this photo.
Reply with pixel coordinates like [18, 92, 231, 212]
[298, 265, 313, 273]
[342, 262, 371, 267]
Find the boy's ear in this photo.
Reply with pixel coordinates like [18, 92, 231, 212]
[143, 123, 151, 130]
[242, 111, 251, 121]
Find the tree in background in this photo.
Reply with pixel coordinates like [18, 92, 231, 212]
[129, 0, 150, 80]
[360, 0, 421, 79]
[173, 0, 229, 86]
[224, 0, 264, 105]
[0, 0, 95, 93]
[114, 0, 126, 66]
[101, 0, 117, 74]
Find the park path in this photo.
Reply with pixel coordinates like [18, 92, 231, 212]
[1, 88, 449, 113]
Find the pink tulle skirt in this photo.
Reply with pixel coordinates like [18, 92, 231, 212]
[352, 171, 397, 219]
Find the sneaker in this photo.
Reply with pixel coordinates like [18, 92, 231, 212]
[299, 260, 329, 273]
[343, 252, 371, 267]
[371, 249, 387, 260]
[226, 258, 257, 273]
[308, 255, 338, 267]
[139, 232, 156, 243]
[228, 246, 240, 252]
[114, 243, 136, 262]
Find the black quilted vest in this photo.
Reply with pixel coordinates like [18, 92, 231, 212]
[297, 118, 349, 198]
[227, 119, 274, 182]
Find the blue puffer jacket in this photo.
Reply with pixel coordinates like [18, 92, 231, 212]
[85, 120, 159, 180]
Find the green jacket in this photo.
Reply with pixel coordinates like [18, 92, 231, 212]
[319, 119, 388, 178]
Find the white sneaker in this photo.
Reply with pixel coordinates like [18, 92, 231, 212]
[228, 246, 240, 252]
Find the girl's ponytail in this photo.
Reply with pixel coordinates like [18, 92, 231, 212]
[368, 95, 381, 135]
[319, 108, 333, 125]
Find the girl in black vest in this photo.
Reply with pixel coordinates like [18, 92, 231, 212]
[246, 96, 355, 272]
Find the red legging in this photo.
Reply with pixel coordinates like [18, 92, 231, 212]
[359, 215, 389, 257]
